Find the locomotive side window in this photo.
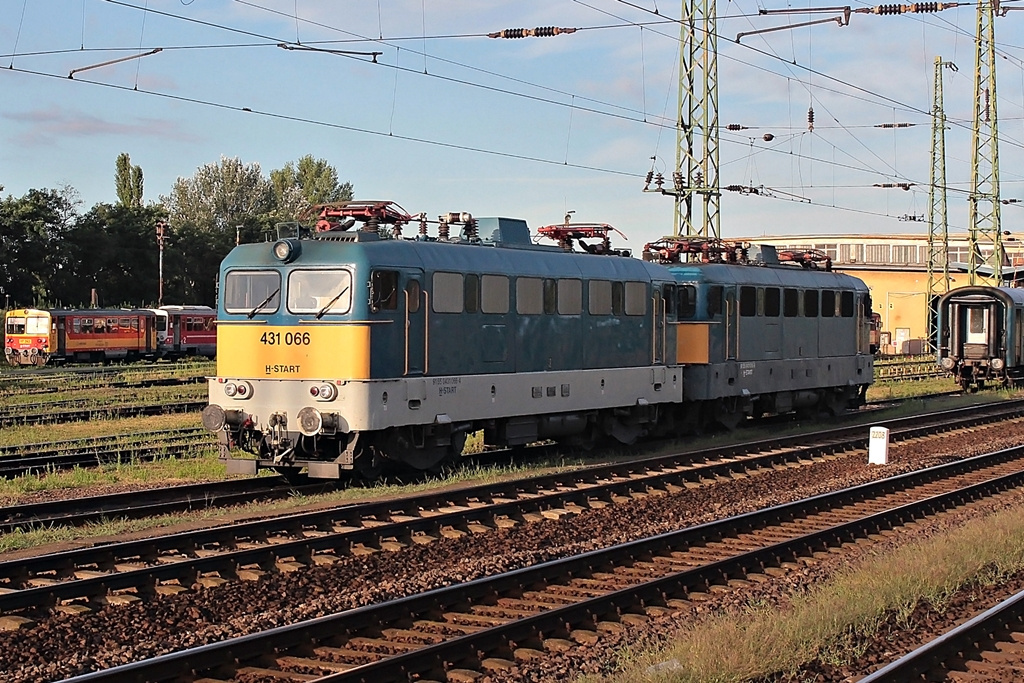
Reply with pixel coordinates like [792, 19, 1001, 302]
[821, 290, 836, 318]
[707, 286, 724, 317]
[517, 277, 543, 315]
[624, 282, 646, 315]
[287, 270, 351, 315]
[589, 280, 612, 315]
[558, 279, 582, 315]
[765, 287, 781, 317]
[783, 288, 799, 317]
[224, 270, 281, 315]
[543, 279, 557, 315]
[606, 282, 622, 317]
[432, 272, 464, 313]
[804, 290, 819, 317]
[840, 291, 854, 317]
[132, 319, 139, 330]
[663, 284, 677, 318]
[678, 285, 697, 319]
[370, 270, 399, 312]
[120, 318, 130, 329]
[481, 275, 508, 314]
[739, 286, 757, 317]
[464, 274, 480, 314]
[407, 280, 421, 313]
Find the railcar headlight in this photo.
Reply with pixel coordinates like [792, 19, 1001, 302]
[316, 383, 337, 401]
[273, 238, 301, 263]
[992, 357, 1006, 370]
[224, 381, 254, 399]
[940, 356, 956, 370]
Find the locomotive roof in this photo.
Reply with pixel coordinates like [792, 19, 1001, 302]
[223, 232, 670, 281]
[667, 262, 869, 290]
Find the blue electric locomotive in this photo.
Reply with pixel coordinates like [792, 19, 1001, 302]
[936, 285, 1024, 389]
[202, 201, 874, 479]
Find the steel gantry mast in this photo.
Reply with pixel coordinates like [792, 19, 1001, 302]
[968, 0, 1004, 285]
[927, 56, 955, 350]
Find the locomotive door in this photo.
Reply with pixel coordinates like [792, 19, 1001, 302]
[404, 271, 425, 376]
[652, 289, 664, 364]
[56, 316, 66, 357]
[724, 290, 737, 360]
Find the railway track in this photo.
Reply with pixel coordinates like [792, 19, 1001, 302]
[0, 475, 345, 535]
[860, 588, 1024, 682]
[0, 428, 214, 479]
[0, 374, 205, 398]
[0, 400, 207, 427]
[1, 400, 1021, 625]
[58, 425, 1024, 682]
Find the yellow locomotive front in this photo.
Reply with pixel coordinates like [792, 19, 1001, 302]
[4, 309, 53, 366]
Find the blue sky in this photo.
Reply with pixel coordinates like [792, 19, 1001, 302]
[3, 0, 1024, 248]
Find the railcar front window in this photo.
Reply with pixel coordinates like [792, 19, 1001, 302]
[969, 308, 986, 334]
[225, 271, 282, 315]
[27, 316, 48, 334]
[288, 270, 352, 315]
[6, 317, 25, 335]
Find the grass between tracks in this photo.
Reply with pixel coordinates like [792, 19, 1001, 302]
[600, 502, 1024, 683]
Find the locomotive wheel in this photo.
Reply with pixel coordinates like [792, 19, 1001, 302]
[353, 450, 383, 481]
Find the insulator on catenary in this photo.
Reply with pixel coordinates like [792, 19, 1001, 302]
[807, 106, 815, 131]
[763, 133, 775, 141]
[875, 122, 914, 128]
[488, 26, 578, 38]
[866, 2, 951, 13]
[726, 123, 749, 130]
[873, 182, 914, 190]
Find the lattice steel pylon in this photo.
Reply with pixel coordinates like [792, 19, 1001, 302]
[968, 0, 1004, 285]
[927, 56, 954, 351]
[675, 0, 720, 238]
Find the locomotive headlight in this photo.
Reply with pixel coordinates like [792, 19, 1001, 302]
[297, 406, 323, 436]
[940, 357, 956, 370]
[992, 357, 1006, 370]
[224, 381, 254, 399]
[317, 383, 337, 401]
[273, 238, 301, 263]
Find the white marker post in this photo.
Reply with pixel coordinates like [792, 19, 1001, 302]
[868, 426, 889, 465]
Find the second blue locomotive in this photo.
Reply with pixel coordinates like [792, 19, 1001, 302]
[202, 201, 875, 479]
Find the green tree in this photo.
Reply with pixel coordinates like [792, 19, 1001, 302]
[115, 153, 144, 208]
[0, 186, 81, 307]
[270, 154, 353, 221]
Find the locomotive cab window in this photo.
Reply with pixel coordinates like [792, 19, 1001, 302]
[406, 280, 421, 313]
[27, 315, 48, 335]
[840, 291, 855, 317]
[6, 317, 25, 335]
[663, 284, 677, 319]
[287, 269, 352, 315]
[370, 270, 399, 312]
[225, 270, 281, 315]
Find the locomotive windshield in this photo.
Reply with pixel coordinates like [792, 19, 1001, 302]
[25, 315, 48, 335]
[223, 270, 281, 315]
[6, 317, 25, 335]
[287, 269, 352, 315]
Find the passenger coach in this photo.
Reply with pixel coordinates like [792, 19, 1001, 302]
[937, 286, 1024, 389]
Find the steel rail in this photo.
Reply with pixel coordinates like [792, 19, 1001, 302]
[59, 440, 1024, 682]
[0, 401, 206, 427]
[860, 588, 1024, 682]
[1, 401, 1021, 617]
